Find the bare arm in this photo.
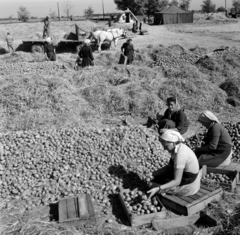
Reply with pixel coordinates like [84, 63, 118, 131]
[160, 168, 183, 190]
[148, 168, 183, 198]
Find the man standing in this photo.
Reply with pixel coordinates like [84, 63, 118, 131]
[42, 16, 50, 38]
[6, 32, 14, 53]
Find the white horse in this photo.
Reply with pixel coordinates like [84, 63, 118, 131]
[90, 28, 126, 52]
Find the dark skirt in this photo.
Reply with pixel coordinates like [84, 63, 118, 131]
[198, 146, 232, 167]
[119, 54, 128, 65]
[47, 52, 56, 61]
[82, 58, 94, 68]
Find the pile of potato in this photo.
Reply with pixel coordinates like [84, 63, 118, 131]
[0, 61, 65, 75]
[122, 190, 162, 215]
[202, 173, 232, 184]
[185, 122, 240, 162]
[0, 126, 168, 209]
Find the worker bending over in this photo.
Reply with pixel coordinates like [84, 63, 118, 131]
[148, 130, 200, 198]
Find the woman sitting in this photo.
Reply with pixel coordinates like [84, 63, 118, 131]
[158, 96, 189, 135]
[195, 110, 232, 167]
[148, 130, 200, 198]
[78, 39, 94, 68]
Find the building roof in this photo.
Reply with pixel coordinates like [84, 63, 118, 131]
[157, 5, 189, 14]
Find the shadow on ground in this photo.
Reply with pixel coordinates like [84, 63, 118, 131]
[0, 47, 7, 55]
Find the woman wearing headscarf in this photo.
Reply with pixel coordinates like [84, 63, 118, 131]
[195, 110, 232, 167]
[78, 39, 94, 68]
[44, 37, 56, 61]
[148, 130, 200, 198]
[158, 96, 189, 135]
[120, 38, 135, 65]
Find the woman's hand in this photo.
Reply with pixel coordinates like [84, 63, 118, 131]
[147, 187, 160, 199]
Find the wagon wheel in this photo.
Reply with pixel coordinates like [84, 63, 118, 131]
[31, 44, 44, 54]
[236, 14, 240, 18]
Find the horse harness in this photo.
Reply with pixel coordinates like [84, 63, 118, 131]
[109, 29, 124, 40]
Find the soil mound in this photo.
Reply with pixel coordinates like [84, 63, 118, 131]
[220, 77, 240, 106]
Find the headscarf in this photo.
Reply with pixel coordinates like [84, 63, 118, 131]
[84, 39, 91, 45]
[45, 37, 51, 43]
[160, 130, 185, 143]
[198, 110, 220, 124]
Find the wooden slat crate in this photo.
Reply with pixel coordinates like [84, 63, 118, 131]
[118, 188, 178, 227]
[216, 162, 240, 185]
[160, 186, 223, 216]
[202, 165, 239, 191]
[58, 194, 96, 227]
[158, 212, 222, 235]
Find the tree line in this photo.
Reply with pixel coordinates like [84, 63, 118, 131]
[16, 0, 240, 22]
[114, 0, 240, 16]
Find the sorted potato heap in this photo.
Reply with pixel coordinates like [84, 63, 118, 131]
[0, 62, 65, 76]
[185, 122, 240, 162]
[122, 190, 162, 215]
[0, 126, 168, 210]
[202, 173, 232, 185]
[223, 122, 240, 162]
[150, 46, 205, 69]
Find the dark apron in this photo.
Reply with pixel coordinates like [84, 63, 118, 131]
[169, 158, 198, 186]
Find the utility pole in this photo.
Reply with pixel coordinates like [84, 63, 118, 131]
[225, 0, 227, 11]
[57, 2, 60, 21]
[102, 0, 105, 19]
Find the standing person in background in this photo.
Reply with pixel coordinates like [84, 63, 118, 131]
[132, 21, 137, 33]
[78, 39, 94, 68]
[108, 15, 112, 27]
[44, 37, 56, 61]
[139, 20, 143, 32]
[6, 32, 14, 53]
[120, 38, 135, 65]
[42, 16, 50, 38]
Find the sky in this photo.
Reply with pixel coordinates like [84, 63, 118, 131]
[0, 0, 230, 18]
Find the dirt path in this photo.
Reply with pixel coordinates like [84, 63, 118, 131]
[126, 21, 240, 51]
[1, 20, 240, 55]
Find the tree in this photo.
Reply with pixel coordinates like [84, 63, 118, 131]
[145, 0, 169, 18]
[201, 0, 216, 13]
[233, 0, 240, 8]
[179, 0, 191, 10]
[64, 1, 73, 20]
[217, 6, 226, 12]
[17, 6, 30, 22]
[170, 0, 179, 6]
[114, 0, 146, 15]
[84, 6, 94, 17]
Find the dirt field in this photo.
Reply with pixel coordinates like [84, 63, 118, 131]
[0, 16, 240, 235]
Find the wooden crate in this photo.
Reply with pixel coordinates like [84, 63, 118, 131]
[160, 212, 222, 235]
[118, 188, 178, 227]
[58, 194, 96, 227]
[152, 211, 222, 233]
[216, 162, 240, 185]
[160, 186, 223, 216]
[202, 165, 239, 191]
